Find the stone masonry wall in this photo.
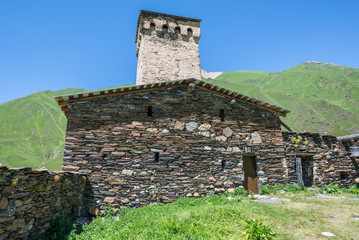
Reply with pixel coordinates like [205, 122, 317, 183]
[136, 12, 201, 84]
[0, 166, 86, 240]
[283, 132, 357, 187]
[63, 86, 286, 211]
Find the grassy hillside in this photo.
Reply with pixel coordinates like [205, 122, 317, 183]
[0, 61, 358, 170]
[0, 88, 86, 170]
[203, 62, 359, 135]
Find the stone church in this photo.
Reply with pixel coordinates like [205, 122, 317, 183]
[55, 10, 358, 211]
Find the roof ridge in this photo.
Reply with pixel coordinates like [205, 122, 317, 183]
[55, 79, 290, 117]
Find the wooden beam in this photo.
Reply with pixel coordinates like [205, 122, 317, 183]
[296, 157, 304, 187]
[295, 153, 315, 157]
[280, 119, 294, 132]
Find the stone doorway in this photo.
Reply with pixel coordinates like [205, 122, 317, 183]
[302, 157, 314, 187]
[243, 156, 259, 194]
[296, 155, 314, 187]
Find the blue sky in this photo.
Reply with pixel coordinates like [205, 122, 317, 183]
[1, 0, 358, 104]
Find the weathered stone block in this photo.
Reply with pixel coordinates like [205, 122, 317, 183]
[215, 136, 227, 142]
[0, 197, 8, 210]
[223, 127, 233, 137]
[251, 132, 262, 143]
[198, 124, 211, 131]
[122, 169, 134, 176]
[174, 121, 185, 130]
[185, 122, 198, 132]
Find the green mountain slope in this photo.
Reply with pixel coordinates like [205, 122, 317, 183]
[0, 62, 358, 170]
[203, 62, 359, 135]
[0, 88, 86, 170]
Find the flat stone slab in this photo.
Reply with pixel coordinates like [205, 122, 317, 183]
[249, 194, 270, 199]
[313, 194, 346, 199]
[321, 232, 335, 237]
[254, 198, 290, 204]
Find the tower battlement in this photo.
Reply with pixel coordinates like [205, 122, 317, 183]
[136, 10, 202, 85]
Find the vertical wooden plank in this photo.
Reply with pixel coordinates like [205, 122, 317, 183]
[243, 156, 259, 194]
[296, 157, 304, 187]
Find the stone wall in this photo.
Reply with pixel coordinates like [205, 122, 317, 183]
[0, 166, 86, 240]
[283, 132, 357, 187]
[136, 11, 201, 84]
[63, 86, 286, 211]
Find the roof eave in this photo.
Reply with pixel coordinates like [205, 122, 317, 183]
[55, 78, 290, 118]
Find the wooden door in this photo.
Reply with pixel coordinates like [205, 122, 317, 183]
[243, 156, 259, 194]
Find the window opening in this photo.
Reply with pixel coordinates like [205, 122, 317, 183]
[340, 172, 348, 180]
[175, 26, 181, 34]
[147, 106, 153, 118]
[155, 152, 160, 162]
[162, 24, 169, 33]
[220, 109, 225, 122]
[221, 160, 226, 171]
[150, 22, 155, 30]
[187, 28, 193, 37]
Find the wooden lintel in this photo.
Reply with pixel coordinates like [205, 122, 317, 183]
[295, 153, 315, 157]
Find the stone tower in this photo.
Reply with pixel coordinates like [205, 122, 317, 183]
[135, 10, 201, 85]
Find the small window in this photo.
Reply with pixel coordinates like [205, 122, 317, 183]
[162, 24, 169, 33]
[150, 22, 155, 30]
[220, 109, 225, 122]
[175, 26, 181, 34]
[221, 160, 226, 171]
[147, 106, 153, 118]
[340, 172, 348, 180]
[187, 28, 193, 37]
[155, 152, 160, 162]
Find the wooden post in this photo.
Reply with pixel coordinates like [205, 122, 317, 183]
[296, 157, 304, 187]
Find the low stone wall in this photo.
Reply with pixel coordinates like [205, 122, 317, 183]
[283, 132, 357, 187]
[0, 166, 87, 240]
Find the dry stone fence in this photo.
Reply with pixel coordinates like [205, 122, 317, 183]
[0, 167, 86, 239]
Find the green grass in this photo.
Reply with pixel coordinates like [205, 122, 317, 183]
[63, 185, 359, 240]
[1, 61, 358, 170]
[69, 194, 269, 240]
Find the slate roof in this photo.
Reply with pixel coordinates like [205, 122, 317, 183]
[55, 78, 290, 117]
